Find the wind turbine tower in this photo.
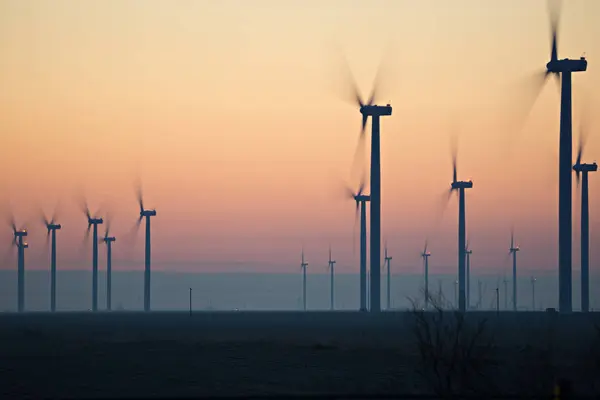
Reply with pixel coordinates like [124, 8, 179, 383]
[384, 242, 392, 310]
[82, 203, 103, 312]
[328, 246, 336, 311]
[349, 85, 392, 312]
[545, 1, 587, 313]
[531, 276, 537, 311]
[300, 249, 308, 311]
[102, 224, 116, 311]
[465, 241, 472, 310]
[10, 220, 28, 313]
[136, 188, 156, 312]
[346, 181, 370, 311]
[573, 131, 597, 312]
[509, 231, 520, 312]
[43, 214, 61, 312]
[446, 139, 473, 312]
[421, 241, 431, 308]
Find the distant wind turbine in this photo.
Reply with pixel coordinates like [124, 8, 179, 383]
[421, 240, 431, 308]
[531, 276, 537, 311]
[573, 125, 597, 312]
[101, 220, 116, 311]
[465, 240, 472, 310]
[328, 246, 336, 311]
[135, 184, 156, 312]
[300, 248, 308, 311]
[509, 230, 520, 312]
[8, 215, 28, 312]
[344, 178, 370, 312]
[41, 209, 61, 312]
[443, 135, 473, 312]
[81, 200, 103, 312]
[384, 242, 392, 310]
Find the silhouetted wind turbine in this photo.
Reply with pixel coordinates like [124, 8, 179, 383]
[344, 179, 370, 312]
[421, 240, 431, 308]
[135, 185, 156, 312]
[444, 136, 473, 312]
[509, 230, 520, 312]
[522, 0, 587, 312]
[328, 246, 336, 311]
[384, 242, 392, 310]
[81, 201, 103, 312]
[101, 220, 116, 311]
[8, 216, 28, 312]
[42, 210, 61, 312]
[465, 240, 472, 310]
[531, 276, 537, 311]
[343, 60, 392, 312]
[300, 248, 308, 311]
[573, 125, 597, 312]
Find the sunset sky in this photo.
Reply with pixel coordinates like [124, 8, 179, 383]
[0, 0, 599, 276]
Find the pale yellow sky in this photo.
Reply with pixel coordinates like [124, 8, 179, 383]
[0, 0, 599, 274]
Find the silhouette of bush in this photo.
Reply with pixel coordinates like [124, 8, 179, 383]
[409, 290, 497, 397]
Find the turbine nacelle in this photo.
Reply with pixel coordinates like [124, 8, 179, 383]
[421, 252, 431, 258]
[354, 194, 371, 203]
[510, 246, 520, 253]
[546, 57, 587, 73]
[47, 223, 62, 231]
[103, 237, 116, 243]
[21, 242, 29, 249]
[573, 162, 598, 173]
[140, 209, 157, 218]
[88, 218, 103, 225]
[14, 230, 28, 238]
[360, 104, 392, 118]
[451, 180, 473, 190]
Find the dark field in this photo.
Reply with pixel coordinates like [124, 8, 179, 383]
[1, 311, 599, 398]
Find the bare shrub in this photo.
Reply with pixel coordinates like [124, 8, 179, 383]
[409, 289, 497, 397]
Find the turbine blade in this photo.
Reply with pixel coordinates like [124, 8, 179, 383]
[329, 44, 365, 107]
[350, 129, 367, 190]
[450, 132, 458, 183]
[548, 0, 561, 61]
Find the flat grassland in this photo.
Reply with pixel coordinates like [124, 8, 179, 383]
[0, 311, 599, 398]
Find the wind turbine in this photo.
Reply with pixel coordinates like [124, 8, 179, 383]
[509, 230, 520, 312]
[522, 0, 587, 313]
[573, 126, 597, 312]
[503, 276, 509, 310]
[531, 276, 537, 311]
[465, 240, 473, 310]
[344, 179, 370, 312]
[328, 246, 336, 311]
[421, 240, 431, 309]
[81, 201, 103, 312]
[8, 217, 28, 312]
[444, 136, 473, 312]
[344, 61, 392, 313]
[42, 210, 61, 312]
[384, 242, 392, 310]
[135, 185, 156, 312]
[300, 248, 308, 311]
[101, 221, 116, 311]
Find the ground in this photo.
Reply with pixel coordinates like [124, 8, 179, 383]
[0, 311, 598, 398]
